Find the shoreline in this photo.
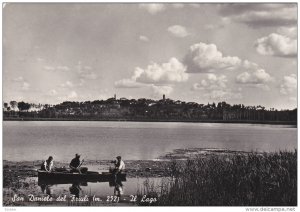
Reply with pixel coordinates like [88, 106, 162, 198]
[1, 147, 274, 164]
[3, 147, 296, 165]
[3, 148, 263, 189]
[3, 148, 297, 206]
[3, 117, 297, 126]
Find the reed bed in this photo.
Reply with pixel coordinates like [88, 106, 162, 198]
[138, 150, 297, 206]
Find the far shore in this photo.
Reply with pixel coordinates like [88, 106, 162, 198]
[3, 117, 297, 126]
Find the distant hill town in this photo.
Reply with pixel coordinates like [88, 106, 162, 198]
[3, 95, 297, 124]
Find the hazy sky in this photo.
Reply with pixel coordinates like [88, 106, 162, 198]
[3, 3, 297, 109]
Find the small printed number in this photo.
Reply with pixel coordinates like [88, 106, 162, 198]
[106, 196, 119, 202]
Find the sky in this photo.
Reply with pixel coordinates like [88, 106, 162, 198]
[3, 3, 298, 109]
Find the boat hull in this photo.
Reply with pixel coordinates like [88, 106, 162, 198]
[37, 170, 126, 184]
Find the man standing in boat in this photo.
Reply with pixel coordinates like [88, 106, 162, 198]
[112, 156, 125, 177]
[69, 153, 84, 174]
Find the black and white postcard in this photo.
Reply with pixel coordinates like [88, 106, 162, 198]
[2, 2, 297, 209]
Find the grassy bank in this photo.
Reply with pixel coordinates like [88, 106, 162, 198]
[139, 150, 297, 206]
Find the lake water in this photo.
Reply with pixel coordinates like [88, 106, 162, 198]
[25, 175, 162, 202]
[3, 121, 297, 201]
[3, 121, 297, 162]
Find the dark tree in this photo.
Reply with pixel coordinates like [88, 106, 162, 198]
[18, 101, 31, 112]
[3, 102, 8, 109]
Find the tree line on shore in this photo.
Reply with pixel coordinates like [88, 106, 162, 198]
[3, 97, 297, 122]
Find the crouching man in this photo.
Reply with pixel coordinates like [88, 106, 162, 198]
[69, 153, 84, 174]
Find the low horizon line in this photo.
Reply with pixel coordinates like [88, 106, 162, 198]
[3, 96, 297, 111]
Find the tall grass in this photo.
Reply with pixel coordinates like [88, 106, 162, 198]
[139, 150, 297, 206]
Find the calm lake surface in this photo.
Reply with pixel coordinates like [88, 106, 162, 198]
[25, 175, 162, 201]
[3, 121, 297, 162]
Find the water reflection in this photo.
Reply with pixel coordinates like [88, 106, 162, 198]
[40, 184, 53, 196]
[38, 177, 126, 198]
[69, 183, 81, 198]
[109, 179, 124, 197]
[30, 176, 163, 199]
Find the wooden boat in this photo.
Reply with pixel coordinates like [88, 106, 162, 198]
[37, 169, 126, 184]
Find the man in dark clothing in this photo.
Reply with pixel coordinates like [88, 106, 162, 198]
[69, 153, 83, 174]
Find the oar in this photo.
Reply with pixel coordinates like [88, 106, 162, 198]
[78, 156, 87, 168]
